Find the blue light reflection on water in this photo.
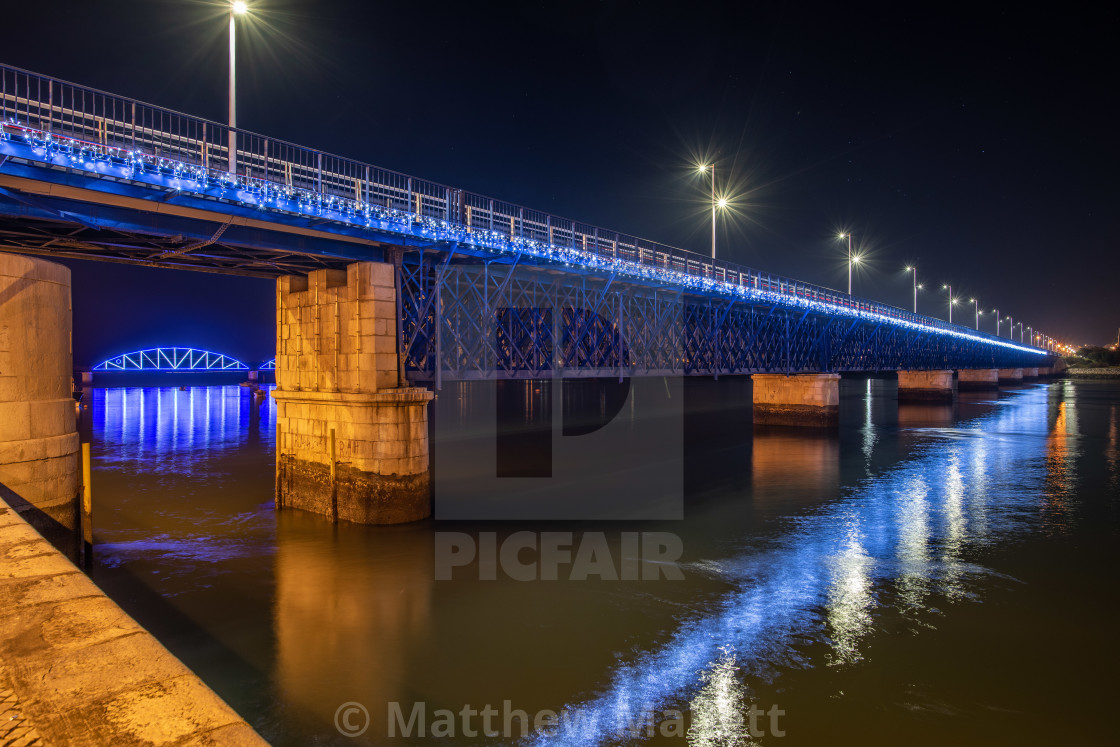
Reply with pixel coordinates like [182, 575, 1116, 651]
[83, 380, 1116, 745]
[530, 384, 1080, 747]
[90, 385, 276, 581]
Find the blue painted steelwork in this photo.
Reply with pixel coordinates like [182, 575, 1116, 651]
[94, 348, 248, 372]
[259, 359, 275, 370]
[0, 63, 1057, 377]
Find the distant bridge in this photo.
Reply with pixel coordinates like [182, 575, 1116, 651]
[93, 347, 248, 372]
[0, 62, 1051, 381]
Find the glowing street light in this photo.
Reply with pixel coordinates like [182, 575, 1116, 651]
[838, 233, 856, 295]
[993, 308, 1001, 337]
[942, 284, 955, 324]
[228, 1, 249, 175]
[970, 298, 980, 330]
[696, 163, 725, 259]
[905, 266, 920, 313]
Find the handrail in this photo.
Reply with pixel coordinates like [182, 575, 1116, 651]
[0, 62, 1047, 354]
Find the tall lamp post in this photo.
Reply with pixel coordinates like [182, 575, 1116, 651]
[229, 1, 248, 175]
[993, 308, 1000, 337]
[906, 266, 920, 313]
[839, 233, 855, 294]
[970, 298, 980, 330]
[942, 284, 954, 323]
[696, 164, 723, 259]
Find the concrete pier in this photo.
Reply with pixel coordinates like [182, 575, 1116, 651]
[998, 368, 1024, 385]
[1023, 367, 1039, 380]
[0, 254, 80, 558]
[273, 262, 434, 524]
[897, 370, 956, 402]
[751, 373, 839, 428]
[957, 368, 999, 391]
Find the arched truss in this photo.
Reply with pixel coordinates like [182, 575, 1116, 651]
[259, 359, 276, 370]
[93, 347, 249, 372]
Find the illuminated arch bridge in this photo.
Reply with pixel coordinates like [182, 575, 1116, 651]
[94, 347, 249, 372]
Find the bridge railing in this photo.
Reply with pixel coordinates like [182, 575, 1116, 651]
[0, 63, 1042, 352]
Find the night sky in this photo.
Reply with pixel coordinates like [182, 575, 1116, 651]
[2, 1, 1117, 366]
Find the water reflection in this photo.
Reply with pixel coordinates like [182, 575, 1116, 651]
[687, 649, 748, 747]
[273, 513, 434, 739]
[530, 385, 1071, 747]
[1042, 385, 1079, 533]
[84, 381, 1115, 746]
[751, 429, 838, 504]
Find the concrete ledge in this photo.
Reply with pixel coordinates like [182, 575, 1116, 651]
[0, 498, 267, 746]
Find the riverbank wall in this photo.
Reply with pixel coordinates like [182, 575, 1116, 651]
[0, 479, 268, 745]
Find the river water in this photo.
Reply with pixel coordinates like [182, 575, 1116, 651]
[84, 378, 1119, 745]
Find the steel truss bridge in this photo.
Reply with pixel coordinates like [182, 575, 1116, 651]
[93, 347, 247, 372]
[0, 63, 1051, 382]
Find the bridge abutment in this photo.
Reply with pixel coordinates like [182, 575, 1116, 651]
[897, 370, 956, 402]
[998, 368, 1024, 385]
[751, 373, 839, 428]
[957, 368, 999, 391]
[1023, 367, 1039, 380]
[273, 263, 433, 525]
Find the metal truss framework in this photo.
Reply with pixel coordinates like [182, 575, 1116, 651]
[399, 250, 1047, 385]
[94, 347, 248, 371]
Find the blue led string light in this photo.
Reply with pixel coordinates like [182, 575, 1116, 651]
[0, 119, 1048, 357]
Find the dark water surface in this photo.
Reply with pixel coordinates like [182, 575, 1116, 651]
[85, 379, 1120, 745]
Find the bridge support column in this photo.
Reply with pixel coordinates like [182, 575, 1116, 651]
[272, 262, 433, 525]
[0, 254, 81, 558]
[897, 370, 956, 402]
[998, 368, 1024, 385]
[956, 368, 998, 391]
[751, 373, 839, 428]
[1023, 367, 1039, 380]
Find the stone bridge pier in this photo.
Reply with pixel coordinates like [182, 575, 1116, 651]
[273, 262, 433, 525]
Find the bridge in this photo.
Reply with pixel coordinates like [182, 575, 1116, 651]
[0, 63, 1056, 525]
[93, 347, 249, 372]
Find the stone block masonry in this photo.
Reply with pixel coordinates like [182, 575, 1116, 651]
[0, 254, 80, 558]
[897, 370, 956, 402]
[998, 368, 1024, 384]
[752, 373, 840, 428]
[273, 262, 434, 524]
[957, 368, 999, 391]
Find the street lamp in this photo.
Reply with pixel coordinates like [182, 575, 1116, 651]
[970, 298, 980, 330]
[993, 308, 1000, 337]
[839, 233, 855, 295]
[697, 163, 719, 259]
[942, 284, 954, 323]
[905, 266, 919, 313]
[228, 1, 249, 175]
